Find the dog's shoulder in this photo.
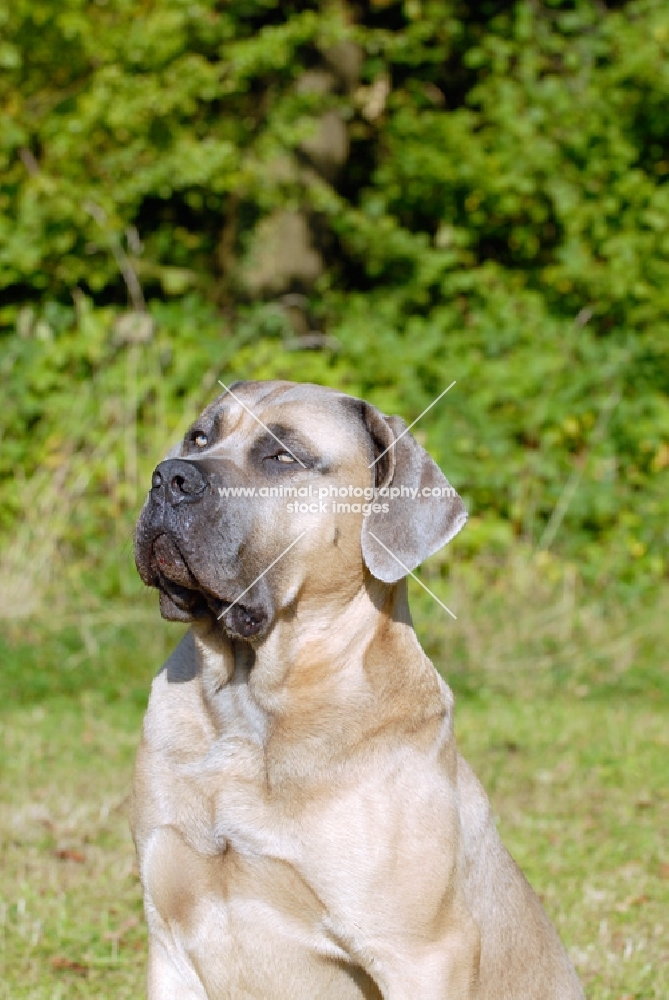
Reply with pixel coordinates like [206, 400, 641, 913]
[141, 631, 214, 759]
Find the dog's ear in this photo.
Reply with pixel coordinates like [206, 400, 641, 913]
[359, 404, 467, 584]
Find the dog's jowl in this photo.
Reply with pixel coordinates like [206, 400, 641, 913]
[132, 380, 585, 1000]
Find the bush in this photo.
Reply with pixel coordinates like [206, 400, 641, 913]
[1, 0, 668, 594]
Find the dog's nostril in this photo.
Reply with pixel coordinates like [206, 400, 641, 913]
[152, 458, 207, 504]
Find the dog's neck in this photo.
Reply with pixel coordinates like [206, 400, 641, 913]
[191, 576, 441, 764]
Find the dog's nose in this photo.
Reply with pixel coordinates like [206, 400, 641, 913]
[151, 459, 208, 506]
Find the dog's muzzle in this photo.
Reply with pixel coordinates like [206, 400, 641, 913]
[150, 458, 210, 507]
[136, 458, 268, 638]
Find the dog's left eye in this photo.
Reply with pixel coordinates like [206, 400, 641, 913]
[273, 452, 297, 464]
[193, 433, 208, 449]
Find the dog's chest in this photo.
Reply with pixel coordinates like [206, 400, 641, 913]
[139, 670, 290, 857]
[135, 674, 375, 996]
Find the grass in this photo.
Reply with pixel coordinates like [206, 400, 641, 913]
[1, 558, 667, 999]
[457, 697, 669, 999]
[0, 698, 146, 999]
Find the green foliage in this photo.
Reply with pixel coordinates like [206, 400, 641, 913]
[2, 13, 668, 999]
[1, 0, 669, 590]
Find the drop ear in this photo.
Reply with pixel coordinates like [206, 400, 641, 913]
[359, 404, 467, 584]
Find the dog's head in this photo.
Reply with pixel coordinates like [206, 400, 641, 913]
[134, 381, 466, 640]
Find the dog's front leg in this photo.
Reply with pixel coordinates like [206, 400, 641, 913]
[147, 933, 208, 1000]
[314, 753, 481, 999]
[140, 826, 223, 1000]
[364, 919, 481, 1000]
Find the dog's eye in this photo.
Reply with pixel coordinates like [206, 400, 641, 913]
[193, 432, 208, 449]
[273, 452, 297, 464]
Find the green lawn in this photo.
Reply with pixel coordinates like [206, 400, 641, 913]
[1, 578, 667, 998]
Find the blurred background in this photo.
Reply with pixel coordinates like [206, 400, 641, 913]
[0, 1, 667, 997]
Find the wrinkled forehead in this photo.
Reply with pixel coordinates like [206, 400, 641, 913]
[194, 380, 369, 457]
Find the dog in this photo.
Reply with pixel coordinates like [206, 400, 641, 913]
[132, 379, 585, 999]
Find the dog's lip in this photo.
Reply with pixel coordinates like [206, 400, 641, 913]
[144, 533, 267, 637]
[150, 533, 196, 585]
[157, 574, 203, 610]
[157, 578, 265, 637]
[148, 534, 240, 615]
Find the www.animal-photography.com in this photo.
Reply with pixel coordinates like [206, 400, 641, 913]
[1, 3, 668, 998]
